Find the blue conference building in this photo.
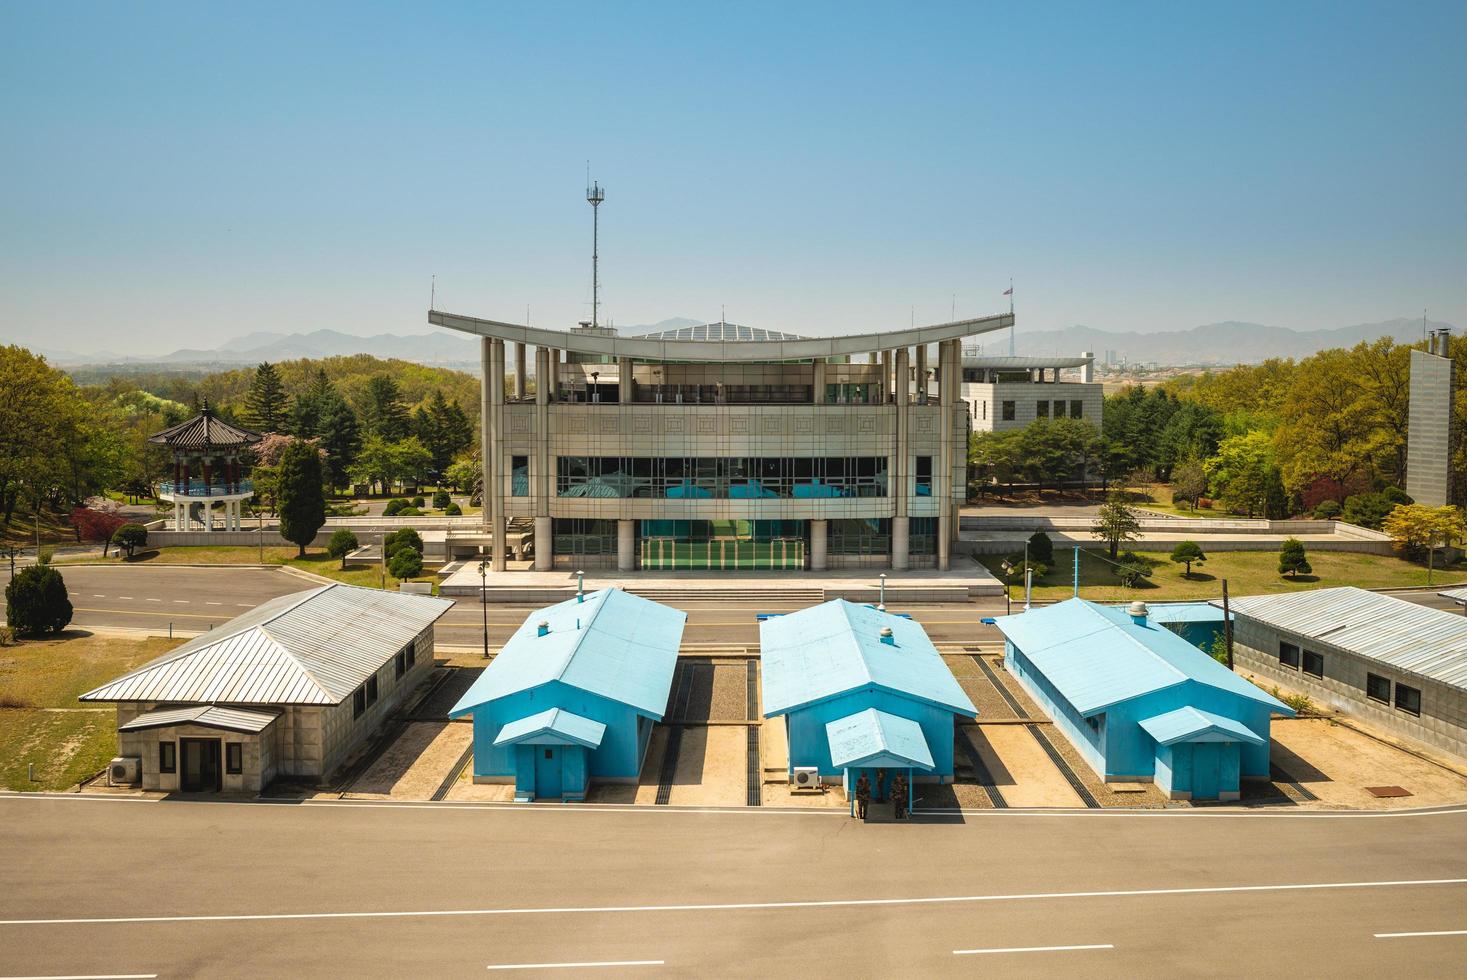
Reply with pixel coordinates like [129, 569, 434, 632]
[994, 598, 1291, 801]
[449, 588, 686, 802]
[760, 600, 976, 806]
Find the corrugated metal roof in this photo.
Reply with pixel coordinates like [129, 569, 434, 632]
[147, 409, 262, 449]
[1437, 585, 1467, 604]
[1138, 706, 1266, 747]
[81, 584, 453, 705]
[1134, 602, 1229, 625]
[825, 707, 935, 771]
[760, 600, 977, 717]
[634, 322, 809, 342]
[118, 705, 282, 734]
[993, 599, 1287, 717]
[492, 708, 606, 749]
[1222, 586, 1467, 690]
[449, 589, 686, 719]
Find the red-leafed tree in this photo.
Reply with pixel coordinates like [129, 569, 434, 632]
[72, 502, 126, 557]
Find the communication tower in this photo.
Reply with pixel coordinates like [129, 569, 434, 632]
[586, 175, 605, 328]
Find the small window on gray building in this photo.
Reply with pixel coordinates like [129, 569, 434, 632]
[1302, 650, 1324, 678]
[366, 675, 379, 706]
[1036, 400, 1049, 419]
[915, 456, 933, 493]
[511, 455, 529, 497]
[225, 742, 243, 774]
[395, 644, 412, 678]
[1053, 400, 1066, 418]
[1366, 673, 1391, 704]
[159, 741, 176, 774]
[353, 687, 366, 719]
[1071, 400, 1083, 418]
[1279, 642, 1300, 668]
[982, 400, 987, 420]
[1395, 683, 1421, 716]
[1002, 400, 1015, 421]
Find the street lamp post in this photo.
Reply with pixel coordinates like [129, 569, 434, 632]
[878, 573, 886, 611]
[479, 549, 490, 659]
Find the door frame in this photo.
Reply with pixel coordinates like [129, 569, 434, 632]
[180, 737, 222, 792]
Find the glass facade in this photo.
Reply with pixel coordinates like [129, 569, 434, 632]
[552, 518, 617, 557]
[829, 518, 890, 555]
[639, 519, 805, 570]
[557, 456, 889, 499]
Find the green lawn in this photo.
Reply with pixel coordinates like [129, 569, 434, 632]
[57, 546, 437, 591]
[0, 633, 183, 791]
[978, 548, 1467, 601]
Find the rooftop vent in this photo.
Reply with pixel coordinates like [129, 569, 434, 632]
[1127, 600, 1148, 625]
[879, 626, 895, 646]
[537, 620, 550, 637]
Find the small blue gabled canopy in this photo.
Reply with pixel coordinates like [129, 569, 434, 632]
[993, 598, 1289, 717]
[449, 588, 687, 720]
[1139, 706, 1266, 747]
[826, 708, 935, 771]
[760, 599, 976, 718]
[492, 708, 606, 749]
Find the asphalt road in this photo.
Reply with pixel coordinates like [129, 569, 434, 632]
[5, 565, 996, 647]
[1, 795, 1465, 977]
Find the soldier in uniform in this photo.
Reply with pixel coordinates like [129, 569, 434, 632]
[855, 772, 871, 820]
[891, 771, 908, 820]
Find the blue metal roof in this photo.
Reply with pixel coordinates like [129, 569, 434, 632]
[449, 588, 687, 719]
[1139, 706, 1266, 747]
[759, 599, 976, 717]
[993, 598, 1288, 717]
[492, 708, 606, 749]
[825, 708, 935, 770]
[1133, 602, 1230, 625]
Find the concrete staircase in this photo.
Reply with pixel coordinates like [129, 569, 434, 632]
[624, 586, 825, 603]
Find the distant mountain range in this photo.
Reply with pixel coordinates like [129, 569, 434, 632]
[35, 315, 1455, 370]
[1006, 317, 1455, 366]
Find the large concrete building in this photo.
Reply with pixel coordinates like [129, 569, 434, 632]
[959, 353, 1103, 432]
[1406, 329, 1455, 507]
[430, 310, 1015, 572]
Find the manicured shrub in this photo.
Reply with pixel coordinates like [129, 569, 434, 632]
[112, 523, 149, 559]
[1169, 540, 1206, 576]
[432, 491, 451, 509]
[444, 502, 462, 516]
[327, 529, 360, 569]
[384, 528, 424, 561]
[387, 546, 423, 579]
[5, 564, 73, 636]
[1313, 500, 1342, 520]
[411, 495, 426, 509]
[1279, 537, 1312, 578]
[382, 498, 409, 517]
[1026, 530, 1053, 565]
[397, 506, 421, 517]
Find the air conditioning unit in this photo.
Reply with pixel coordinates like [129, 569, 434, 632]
[791, 766, 821, 792]
[108, 757, 141, 786]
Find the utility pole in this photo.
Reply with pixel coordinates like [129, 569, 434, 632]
[479, 548, 490, 659]
[1222, 579, 1234, 671]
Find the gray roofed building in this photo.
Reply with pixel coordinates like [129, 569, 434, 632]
[83, 583, 452, 793]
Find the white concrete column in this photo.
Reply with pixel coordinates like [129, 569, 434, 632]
[881, 350, 893, 403]
[915, 344, 928, 403]
[810, 519, 827, 571]
[203, 500, 213, 533]
[937, 340, 957, 571]
[513, 342, 526, 400]
[617, 519, 635, 571]
[812, 358, 826, 404]
[489, 338, 507, 571]
[618, 356, 633, 403]
[534, 515, 553, 571]
[891, 515, 910, 571]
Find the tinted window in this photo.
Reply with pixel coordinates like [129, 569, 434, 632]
[1303, 650, 1325, 678]
[1366, 673, 1391, 704]
[353, 687, 366, 719]
[1395, 684, 1421, 716]
[1002, 401, 1015, 421]
[1036, 401, 1049, 419]
[1279, 642, 1300, 668]
[159, 741, 176, 774]
[1071, 400, 1083, 418]
[226, 742, 243, 774]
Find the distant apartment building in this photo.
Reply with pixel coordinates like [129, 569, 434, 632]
[960, 353, 1103, 433]
[1406, 329, 1455, 507]
[428, 311, 1015, 573]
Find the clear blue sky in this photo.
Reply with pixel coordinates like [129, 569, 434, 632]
[3, 1, 1464, 355]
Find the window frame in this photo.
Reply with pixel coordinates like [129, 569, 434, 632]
[225, 742, 243, 775]
[353, 687, 366, 719]
[1278, 641, 1300, 669]
[159, 740, 177, 774]
[1394, 683, 1422, 716]
[1302, 649, 1325, 678]
[1365, 673, 1391, 705]
[366, 674, 379, 706]
[1001, 400, 1016, 421]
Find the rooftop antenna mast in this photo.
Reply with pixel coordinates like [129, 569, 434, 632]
[586, 166, 606, 328]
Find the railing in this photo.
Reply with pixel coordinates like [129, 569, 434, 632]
[157, 479, 254, 497]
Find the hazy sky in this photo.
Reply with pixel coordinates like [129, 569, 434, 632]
[3, 1, 1464, 355]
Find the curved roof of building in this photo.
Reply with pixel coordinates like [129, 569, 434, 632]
[962, 355, 1093, 369]
[634, 322, 809, 343]
[429, 309, 1014, 362]
[147, 408, 262, 449]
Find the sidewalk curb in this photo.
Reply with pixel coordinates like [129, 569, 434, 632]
[279, 565, 340, 586]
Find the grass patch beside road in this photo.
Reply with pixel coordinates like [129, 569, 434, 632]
[979, 548, 1467, 601]
[0, 633, 182, 791]
[57, 546, 436, 591]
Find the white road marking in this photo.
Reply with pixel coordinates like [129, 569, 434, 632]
[205, 602, 221, 605]
[0, 975, 157, 979]
[487, 961, 662, 971]
[92, 594, 106, 598]
[172, 600, 189, 604]
[235, 603, 252, 607]
[0, 878, 1462, 927]
[143, 599, 161, 603]
[118, 597, 133, 601]
[1375, 929, 1467, 938]
[955, 944, 1112, 955]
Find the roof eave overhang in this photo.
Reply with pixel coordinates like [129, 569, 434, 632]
[428, 310, 1015, 363]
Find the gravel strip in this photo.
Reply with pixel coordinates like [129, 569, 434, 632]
[1037, 721, 1170, 808]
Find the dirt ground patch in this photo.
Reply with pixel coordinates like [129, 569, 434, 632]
[445, 776, 515, 803]
[762, 779, 848, 809]
[656, 725, 747, 806]
[343, 721, 471, 800]
[969, 724, 1084, 808]
[1270, 718, 1467, 809]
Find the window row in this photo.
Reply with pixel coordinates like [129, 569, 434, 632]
[1280, 642, 1422, 716]
[1035, 400, 1085, 420]
[555, 456, 900, 499]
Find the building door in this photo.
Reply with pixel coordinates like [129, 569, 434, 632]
[180, 738, 222, 792]
[1192, 742, 1222, 800]
[535, 746, 562, 800]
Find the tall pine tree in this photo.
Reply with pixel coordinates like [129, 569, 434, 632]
[243, 362, 286, 432]
[361, 375, 410, 441]
[277, 439, 326, 557]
